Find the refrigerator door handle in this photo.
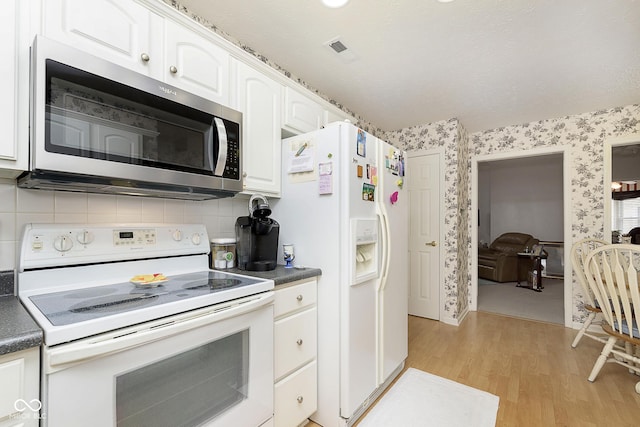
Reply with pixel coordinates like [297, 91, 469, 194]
[377, 208, 391, 291]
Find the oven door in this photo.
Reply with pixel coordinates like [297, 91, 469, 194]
[41, 292, 274, 427]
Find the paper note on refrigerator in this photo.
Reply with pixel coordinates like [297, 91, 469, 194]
[318, 162, 333, 194]
[288, 152, 314, 173]
[286, 138, 316, 183]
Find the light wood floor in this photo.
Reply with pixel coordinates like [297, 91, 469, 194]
[309, 312, 640, 427]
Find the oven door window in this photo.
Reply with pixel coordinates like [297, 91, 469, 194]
[44, 59, 238, 178]
[116, 330, 249, 427]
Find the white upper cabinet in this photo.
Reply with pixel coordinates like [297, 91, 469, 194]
[0, 0, 18, 163]
[42, 0, 230, 105]
[0, 0, 30, 176]
[43, 0, 163, 79]
[232, 60, 282, 197]
[324, 106, 354, 127]
[282, 86, 325, 135]
[164, 20, 230, 105]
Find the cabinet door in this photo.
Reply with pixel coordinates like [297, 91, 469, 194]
[234, 61, 282, 196]
[43, 0, 162, 78]
[0, 0, 29, 176]
[164, 20, 230, 105]
[324, 107, 353, 127]
[282, 87, 324, 135]
[0, 0, 18, 162]
[0, 348, 40, 427]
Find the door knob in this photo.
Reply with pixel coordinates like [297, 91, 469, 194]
[425, 241, 437, 247]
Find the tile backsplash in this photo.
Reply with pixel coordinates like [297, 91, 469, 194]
[0, 178, 248, 271]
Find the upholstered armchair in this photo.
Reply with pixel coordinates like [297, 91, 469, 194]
[478, 232, 539, 282]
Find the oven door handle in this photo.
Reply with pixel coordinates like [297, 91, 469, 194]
[46, 291, 274, 371]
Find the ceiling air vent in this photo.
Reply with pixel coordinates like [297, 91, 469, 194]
[324, 37, 357, 62]
[329, 39, 348, 53]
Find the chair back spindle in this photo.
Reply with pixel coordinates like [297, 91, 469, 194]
[585, 244, 640, 341]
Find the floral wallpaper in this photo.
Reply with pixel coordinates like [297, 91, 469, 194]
[383, 119, 468, 325]
[456, 124, 470, 320]
[470, 104, 640, 327]
[386, 104, 640, 326]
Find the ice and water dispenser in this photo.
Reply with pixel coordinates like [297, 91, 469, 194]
[351, 218, 379, 285]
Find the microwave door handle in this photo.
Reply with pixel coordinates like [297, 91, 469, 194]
[213, 117, 228, 176]
[206, 127, 215, 174]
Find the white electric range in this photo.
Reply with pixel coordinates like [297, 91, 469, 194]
[17, 223, 275, 427]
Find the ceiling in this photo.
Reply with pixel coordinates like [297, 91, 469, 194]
[177, 0, 640, 133]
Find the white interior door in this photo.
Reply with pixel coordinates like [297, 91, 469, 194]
[408, 153, 441, 319]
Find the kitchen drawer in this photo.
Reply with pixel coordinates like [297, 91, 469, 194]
[274, 279, 316, 318]
[274, 307, 317, 380]
[274, 360, 317, 427]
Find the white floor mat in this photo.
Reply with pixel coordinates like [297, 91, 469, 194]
[358, 368, 499, 427]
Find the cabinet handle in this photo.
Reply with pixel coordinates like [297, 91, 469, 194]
[297, 396, 304, 404]
[296, 294, 303, 301]
[169, 65, 178, 74]
[140, 53, 150, 62]
[296, 339, 303, 345]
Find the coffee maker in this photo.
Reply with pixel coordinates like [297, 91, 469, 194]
[235, 194, 279, 271]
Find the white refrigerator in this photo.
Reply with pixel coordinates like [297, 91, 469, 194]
[272, 122, 409, 426]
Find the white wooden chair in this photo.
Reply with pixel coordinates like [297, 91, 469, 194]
[570, 238, 609, 348]
[584, 244, 640, 393]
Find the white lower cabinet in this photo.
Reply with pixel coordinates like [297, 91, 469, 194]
[0, 348, 40, 427]
[274, 361, 317, 427]
[274, 278, 318, 427]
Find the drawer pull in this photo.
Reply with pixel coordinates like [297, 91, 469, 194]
[296, 339, 303, 345]
[140, 53, 150, 62]
[296, 294, 303, 301]
[297, 396, 304, 404]
[169, 65, 178, 74]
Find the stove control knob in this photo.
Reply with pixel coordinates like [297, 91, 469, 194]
[172, 229, 183, 241]
[191, 233, 202, 245]
[54, 235, 74, 252]
[77, 230, 95, 245]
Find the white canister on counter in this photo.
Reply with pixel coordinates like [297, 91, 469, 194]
[210, 238, 237, 269]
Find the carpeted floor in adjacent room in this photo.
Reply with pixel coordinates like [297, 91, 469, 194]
[477, 277, 564, 324]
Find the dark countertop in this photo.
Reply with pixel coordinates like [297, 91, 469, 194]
[226, 264, 322, 288]
[0, 296, 43, 356]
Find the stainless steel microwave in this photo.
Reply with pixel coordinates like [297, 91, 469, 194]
[19, 36, 243, 200]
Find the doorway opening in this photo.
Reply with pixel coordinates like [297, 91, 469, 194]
[610, 143, 640, 242]
[471, 149, 570, 326]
